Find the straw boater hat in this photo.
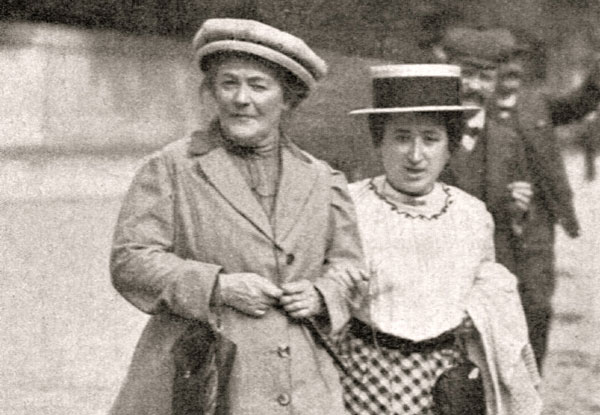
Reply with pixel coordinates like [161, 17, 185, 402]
[193, 18, 328, 93]
[350, 64, 480, 117]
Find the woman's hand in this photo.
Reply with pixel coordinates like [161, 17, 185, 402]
[455, 314, 477, 336]
[219, 273, 283, 317]
[280, 280, 324, 319]
[325, 264, 370, 295]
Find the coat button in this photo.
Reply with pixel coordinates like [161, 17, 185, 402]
[277, 393, 291, 406]
[277, 345, 290, 358]
[286, 253, 295, 265]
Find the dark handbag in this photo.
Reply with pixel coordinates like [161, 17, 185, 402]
[171, 321, 237, 415]
[432, 335, 486, 415]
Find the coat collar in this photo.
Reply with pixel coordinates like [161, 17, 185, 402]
[188, 121, 317, 243]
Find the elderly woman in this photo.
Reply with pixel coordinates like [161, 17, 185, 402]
[109, 18, 364, 415]
[338, 65, 541, 415]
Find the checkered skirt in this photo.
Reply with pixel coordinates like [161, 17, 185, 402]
[337, 329, 461, 415]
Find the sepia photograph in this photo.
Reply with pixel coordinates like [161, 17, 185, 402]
[1, 1, 599, 414]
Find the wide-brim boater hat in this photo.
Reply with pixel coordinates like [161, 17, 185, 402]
[193, 18, 328, 93]
[349, 64, 481, 117]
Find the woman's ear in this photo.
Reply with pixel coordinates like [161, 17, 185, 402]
[282, 100, 292, 112]
[443, 147, 452, 170]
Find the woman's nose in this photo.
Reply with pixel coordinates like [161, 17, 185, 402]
[407, 139, 425, 163]
[233, 85, 251, 106]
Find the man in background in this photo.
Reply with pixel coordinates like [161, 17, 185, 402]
[438, 27, 584, 370]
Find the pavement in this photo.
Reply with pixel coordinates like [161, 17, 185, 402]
[0, 154, 141, 201]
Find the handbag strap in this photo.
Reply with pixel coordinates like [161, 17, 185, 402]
[210, 274, 225, 332]
[305, 319, 350, 376]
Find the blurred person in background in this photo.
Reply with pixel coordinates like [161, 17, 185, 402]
[338, 64, 541, 415]
[437, 27, 585, 371]
[109, 18, 365, 415]
[497, 38, 600, 182]
[502, 31, 600, 183]
[495, 30, 600, 128]
[494, 57, 525, 121]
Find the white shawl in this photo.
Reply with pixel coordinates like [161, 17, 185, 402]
[466, 261, 542, 415]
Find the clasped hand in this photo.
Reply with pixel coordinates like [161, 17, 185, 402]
[455, 314, 476, 336]
[507, 181, 534, 236]
[219, 273, 324, 319]
[507, 181, 533, 212]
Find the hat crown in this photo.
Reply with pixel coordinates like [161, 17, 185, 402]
[193, 18, 327, 91]
[350, 64, 480, 116]
[373, 64, 461, 109]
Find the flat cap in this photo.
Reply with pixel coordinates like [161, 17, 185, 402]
[193, 18, 328, 91]
[442, 27, 516, 68]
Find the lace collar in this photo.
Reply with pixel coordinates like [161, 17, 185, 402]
[368, 176, 453, 220]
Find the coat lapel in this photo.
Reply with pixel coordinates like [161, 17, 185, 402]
[274, 144, 318, 243]
[190, 129, 274, 239]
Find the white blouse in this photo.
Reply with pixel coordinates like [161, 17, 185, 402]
[349, 176, 496, 341]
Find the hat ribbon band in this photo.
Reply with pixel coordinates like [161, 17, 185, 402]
[373, 77, 461, 108]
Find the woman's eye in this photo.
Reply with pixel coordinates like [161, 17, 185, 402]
[220, 80, 237, 88]
[395, 134, 412, 142]
[424, 134, 441, 142]
[250, 84, 267, 91]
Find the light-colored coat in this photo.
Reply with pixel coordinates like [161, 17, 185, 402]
[109, 125, 364, 415]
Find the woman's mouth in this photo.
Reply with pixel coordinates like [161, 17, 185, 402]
[229, 114, 256, 123]
[405, 166, 427, 178]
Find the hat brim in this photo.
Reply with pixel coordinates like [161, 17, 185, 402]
[349, 105, 481, 117]
[197, 40, 315, 91]
[451, 54, 501, 70]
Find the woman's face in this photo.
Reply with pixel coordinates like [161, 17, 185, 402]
[212, 56, 289, 147]
[379, 113, 450, 196]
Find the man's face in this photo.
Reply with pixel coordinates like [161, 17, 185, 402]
[453, 60, 499, 107]
[497, 60, 524, 96]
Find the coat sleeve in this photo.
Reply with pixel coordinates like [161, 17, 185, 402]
[516, 91, 580, 237]
[110, 153, 222, 322]
[313, 169, 366, 334]
[548, 72, 600, 126]
[469, 210, 517, 293]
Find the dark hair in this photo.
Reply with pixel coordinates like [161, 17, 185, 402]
[200, 51, 308, 109]
[369, 112, 464, 153]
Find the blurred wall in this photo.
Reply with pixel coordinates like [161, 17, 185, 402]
[2, 0, 599, 172]
[0, 21, 204, 152]
[0, 20, 383, 178]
